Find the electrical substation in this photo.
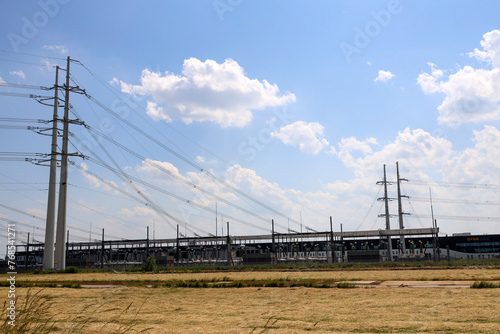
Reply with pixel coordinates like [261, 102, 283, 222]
[2, 56, 499, 271]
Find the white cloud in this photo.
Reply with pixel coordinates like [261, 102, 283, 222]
[116, 58, 296, 128]
[0, 76, 5, 84]
[109, 78, 120, 86]
[326, 127, 500, 234]
[10, 70, 25, 80]
[467, 30, 500, 67]
[43, 45, 69, 54]
[120, 206, 156, 217]
[79, 162, 119, 191]
[332, 128, 453, 183]
[417, 30, 500, 126]
[40, 58, 57, 71]
[443, 125, 500, 184]
[130, 125, 500, 236]
[137, 158, 181, 177]
[374, 70, 395, 83]
[416, 62, 444, 94]
[195, 156, 217, 164]
[271, 121, 330, 154]
[330, 137, 378, 167]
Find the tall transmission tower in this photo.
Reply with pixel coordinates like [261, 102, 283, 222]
[38, 56, 86, 271]
[377, 164, 394, 261]
[42, 66, 60, 270]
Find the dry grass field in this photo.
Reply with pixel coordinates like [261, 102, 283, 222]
[3, 268, 500, 333]
[13, 267, 500, 284]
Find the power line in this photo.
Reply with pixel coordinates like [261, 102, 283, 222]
[75, 61, 321, 225]
[77, 127, 276, 227]
[0, 49, 67, 61]
[76, 160, 272, 234]
[413, 214, 500, 222]
[0, 57, 55, 67]
[408, 196, 500, 206]
[0, 117, 50, 123]
[408, 180, 500, 189]
[0, 173, 136, 240]
[0, 82, 51, 90]
[68, 84, 292, 232]
[85, 93, 302, 228]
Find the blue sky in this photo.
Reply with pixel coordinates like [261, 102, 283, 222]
[1, 1, 500, 254]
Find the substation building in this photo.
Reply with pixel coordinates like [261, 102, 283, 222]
[5, 228, 500, 271]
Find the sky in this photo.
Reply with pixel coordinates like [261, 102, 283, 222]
[1, 1, 500, 255]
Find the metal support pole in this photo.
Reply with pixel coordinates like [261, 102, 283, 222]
[434, 219, 439, 261]
[271, 219, 275, 253]
[340, 223, 344, 263]
[101, 228, 104, 268]
[330, 216, 335, 263]
[146, 226, 149, 257]
[446, 234, 450, 261]
[54, 56, 71, 271]
[396, 162, 407, 256]
[215, 203, 218, 265]
[227, 221, 230, 266]
[176, 224, 180, 262]
[66, 229, 69, 267]
[43, 66, 59, 270]
[429, 188, 438, 261]
[382, 165, 393, 261]
[26, 232, 30, 270]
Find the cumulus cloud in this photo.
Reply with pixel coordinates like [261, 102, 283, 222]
[374, 70, 395, 83]
[116, 58, 296, 128]
[326, 127, 500, 233]
[10, 70, 25, 80]
[332, 128, 453, 183]
[137, 158, 181, 177]
[130, 125, 500, 236]
[417, 30, 500, 126]
[0, 76, 5, 84]
[416, 62, 444, 94]
[467, 30, 500, 67]
[330, 137, 378, 167]
[42, 45, 69, 54]
[443, 125, 500, 184]
[271, 121, 330, 154]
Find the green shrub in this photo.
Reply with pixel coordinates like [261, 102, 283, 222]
[337, 282, 357, 289]
[142, 255, 157, 272]
[471, 281, 500, 289]
[63, 267, 78, 273]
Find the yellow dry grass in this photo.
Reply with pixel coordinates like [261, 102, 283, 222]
[14, 268, 500, 284]
[2, 285, 500, 333]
